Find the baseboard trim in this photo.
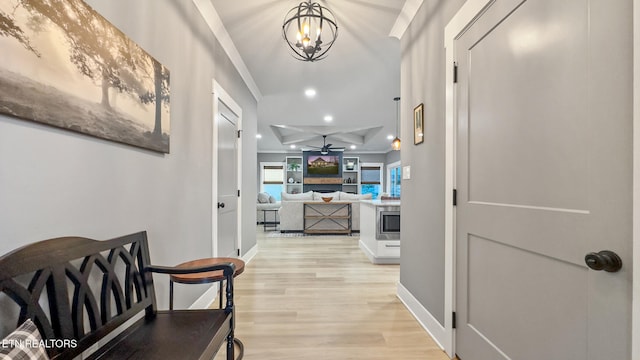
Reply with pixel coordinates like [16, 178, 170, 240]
[358, 240, 376, 263]
[397, 282, 447, 352]
[241, 243, 258, 263]
[189, 284, 218, 309]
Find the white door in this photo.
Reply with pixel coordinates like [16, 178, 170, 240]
[217, 100, 239, 258]
[454, 0, 632, 359]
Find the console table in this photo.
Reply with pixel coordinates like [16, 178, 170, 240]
[303, 201, 352, 235]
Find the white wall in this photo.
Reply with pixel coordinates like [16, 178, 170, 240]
[0, 0, 257, 310]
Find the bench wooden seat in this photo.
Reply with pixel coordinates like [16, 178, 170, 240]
[0, 231, 236, 360]
[88, 310, 230, 359]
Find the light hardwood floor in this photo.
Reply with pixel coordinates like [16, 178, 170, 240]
[214, 229, 450, 360]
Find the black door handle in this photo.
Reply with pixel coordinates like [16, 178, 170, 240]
[217, 202, 225, 209]
[584, 250, 622, 272]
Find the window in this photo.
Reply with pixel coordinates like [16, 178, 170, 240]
[386, 161, 401, 198]
[260, 162, 284, 201]
[360, 163, 383, 199]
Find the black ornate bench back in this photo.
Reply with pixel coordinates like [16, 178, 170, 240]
[0, 231, 156, 360]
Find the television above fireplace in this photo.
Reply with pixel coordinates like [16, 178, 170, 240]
[303, 151, 343, 178]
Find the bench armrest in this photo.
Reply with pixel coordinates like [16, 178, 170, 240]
[145, 263, 236, 314]
[145, 263, 236, 277]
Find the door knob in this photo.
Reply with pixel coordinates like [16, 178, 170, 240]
[217, 202, 225, 209]
[584, 250, 622, 272]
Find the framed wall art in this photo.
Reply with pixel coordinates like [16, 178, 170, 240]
[414, 103, 424, 145]
[0, 0, 171, 153]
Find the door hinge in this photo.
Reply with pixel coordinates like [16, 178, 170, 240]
[237, 189, 241, 197]
[237, 130, 242, 138]
[453, 62, 458, 84]
[452, 311, 457, 329]
[453, 189, 457, 206]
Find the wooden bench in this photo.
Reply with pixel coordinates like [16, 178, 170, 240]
[0, 231, 236, 360]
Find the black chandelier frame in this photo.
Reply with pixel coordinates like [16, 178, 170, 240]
[282, 1, 338, 62]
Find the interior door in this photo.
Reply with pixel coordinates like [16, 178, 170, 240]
[217, 100, 239, 258]
[454, 0, 632, 359]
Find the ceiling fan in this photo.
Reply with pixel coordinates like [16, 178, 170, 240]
[304, 135, 345, 154]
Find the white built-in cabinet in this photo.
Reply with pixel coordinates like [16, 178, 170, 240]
[284, 156, 303, 194]
[341, 157, 360, 194]
[285, 155, 361, 194]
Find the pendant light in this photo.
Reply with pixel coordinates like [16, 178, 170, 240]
[391, 97, 401, 151]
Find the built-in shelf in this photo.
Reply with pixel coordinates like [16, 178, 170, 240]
[342, 157, 360, 193]
[287, 156, 362, 194]
[285, 156, 303, 194]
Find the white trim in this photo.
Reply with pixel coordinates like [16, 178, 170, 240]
[358, 240, 376, 263]
[241, 243, 258, 264]
[386, 160, 401, 195]
[258, 150, 392, 155]
[193, 0, 262, 101]
[212, 80, 243, 258]
[443, 0, 496, 357]
[188, 243, 258, 310]
[389, 0, 425, 39]
[397, 282, 448, 352]
[189, 284, 218, 309]
[633, 0, 640, 357]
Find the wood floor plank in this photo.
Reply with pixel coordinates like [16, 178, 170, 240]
[213, 230, 450, 360]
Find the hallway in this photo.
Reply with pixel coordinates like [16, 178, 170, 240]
[215, 230, 449, 359]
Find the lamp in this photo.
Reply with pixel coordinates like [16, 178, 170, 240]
[282, 1, 338, 62]
[391, 97, 401, 151]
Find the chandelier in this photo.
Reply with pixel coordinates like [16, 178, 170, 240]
[282, 1, 338, 62]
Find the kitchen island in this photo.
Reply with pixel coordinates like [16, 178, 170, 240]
[359, 200, 400, 264]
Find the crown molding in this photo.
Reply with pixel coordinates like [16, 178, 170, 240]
[192, 0, 262, 101]
[389, 0, 424, 40]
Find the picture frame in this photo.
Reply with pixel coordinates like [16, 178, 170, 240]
[0, 0, 171, 153]
[414, 103, 424, 145]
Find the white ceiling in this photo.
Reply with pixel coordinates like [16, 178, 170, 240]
[207, 0, 404, 153]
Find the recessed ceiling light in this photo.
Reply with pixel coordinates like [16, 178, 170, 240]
[256, 134, 262, 139]
[304, 88, 317, 98]
[290, 144, 296, 149]
[387, 135, 394, 140]
[324, 115, 333, 122]
[350, 145, 356, 150]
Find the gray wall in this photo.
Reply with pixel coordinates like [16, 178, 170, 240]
[0, 0, 258, 310]
[385, 150, 401, 165]
[399, 0, 466, 326]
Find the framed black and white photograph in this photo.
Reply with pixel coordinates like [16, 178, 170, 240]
[0, 0, 171, 153]
[414, 103, 424, 145]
